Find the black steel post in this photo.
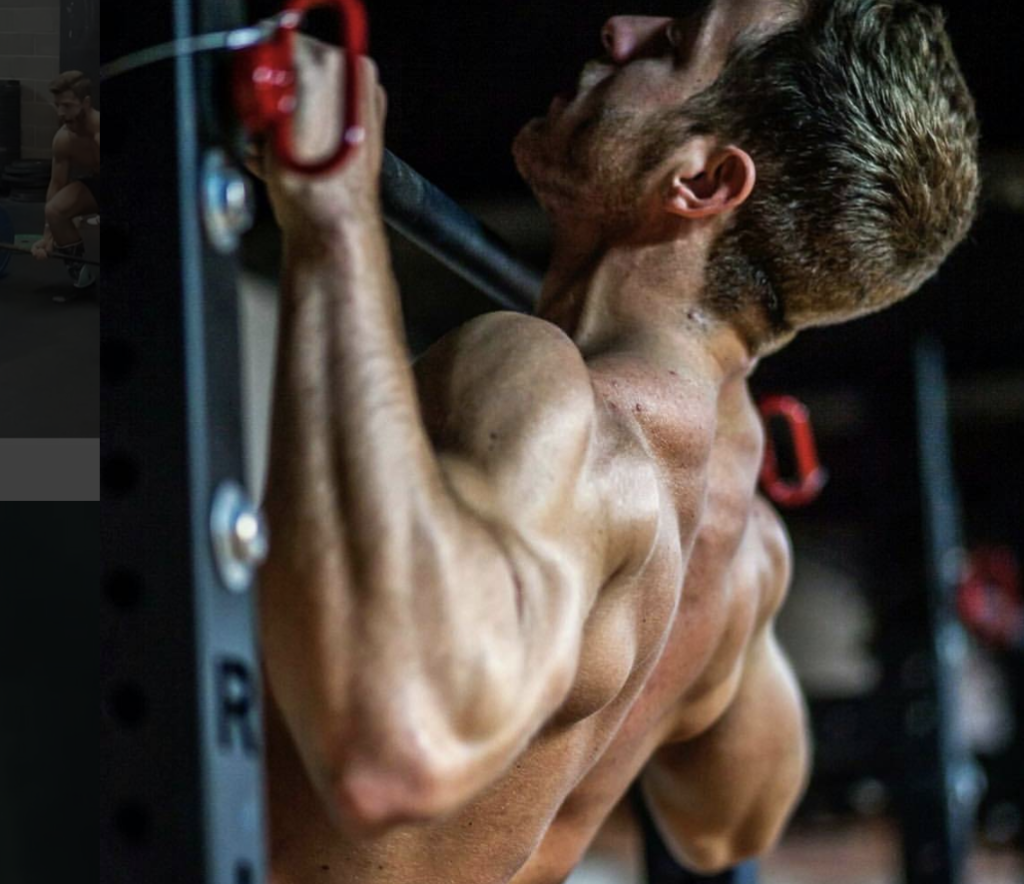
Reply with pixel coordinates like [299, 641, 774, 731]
[872, 334, 980, 884]
[100, 1, 266, 883]
[900, 338, 981, 883]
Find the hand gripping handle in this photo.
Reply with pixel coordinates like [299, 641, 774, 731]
[233, 0, 369, 176]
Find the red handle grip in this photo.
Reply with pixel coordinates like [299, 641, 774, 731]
[233, 0, 368, 176]
[759, 395, 827, 507]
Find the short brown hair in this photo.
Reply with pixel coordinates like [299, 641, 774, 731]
[666, 0, 980, 347]
[49, 71, 91, 102]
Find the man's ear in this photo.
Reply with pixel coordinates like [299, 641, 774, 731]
[664, 144, 756, 220]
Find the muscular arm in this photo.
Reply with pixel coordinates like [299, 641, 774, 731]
[261, 260, 617, 826]
[47, 133, 70, 201]
[642, 603, 811, 872]
[256, 43, 679, 832]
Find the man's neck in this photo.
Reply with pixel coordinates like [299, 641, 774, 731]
[536, 231, 755, 384]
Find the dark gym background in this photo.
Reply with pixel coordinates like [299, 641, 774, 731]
[0, 0, 99, 447]
[0, 0, 98, 878]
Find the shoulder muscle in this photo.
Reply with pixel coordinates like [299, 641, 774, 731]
[416, 313, 597, 501]
[51, 129, 70, 156]
[417, 313, 592, 441]
[415, 311, 659, 588]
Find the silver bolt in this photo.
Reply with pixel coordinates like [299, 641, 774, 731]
[210, 481, 269, 594]
[231, 508, 268, 567]
[201, 149, 255, 254]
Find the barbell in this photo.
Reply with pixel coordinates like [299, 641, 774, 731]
[0, 205, 101, 277]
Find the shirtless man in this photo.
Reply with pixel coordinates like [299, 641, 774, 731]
[31, 70, 100, 293]
[248, 0, 978, 880]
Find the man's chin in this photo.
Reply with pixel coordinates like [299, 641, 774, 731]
[512, 114, 544, 153]
[511, 120, 545, 188]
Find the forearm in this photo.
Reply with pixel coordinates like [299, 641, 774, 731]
[273, 215, 437, 581]
[259, 215, 571, 824]
[642, 631, 811, 872]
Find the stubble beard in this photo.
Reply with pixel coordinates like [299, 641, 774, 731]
[513, 106, 653, 228]
[512, 116, 577, 214]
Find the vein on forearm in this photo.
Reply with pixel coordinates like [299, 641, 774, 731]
[299, 219, 445, 587]
[270, 218, 526, 720]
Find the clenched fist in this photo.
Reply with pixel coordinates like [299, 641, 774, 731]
[243, 33, 387, 235]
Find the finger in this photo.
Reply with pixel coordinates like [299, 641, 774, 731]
[293, 41, 381, 158]
[290, 37, 345, 162]
[356, 56, 381, 125]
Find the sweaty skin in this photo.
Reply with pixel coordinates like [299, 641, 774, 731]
[256, 4, 809, 882]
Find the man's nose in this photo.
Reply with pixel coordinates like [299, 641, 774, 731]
[601, 16, 674, 64]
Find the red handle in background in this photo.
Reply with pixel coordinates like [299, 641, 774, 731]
[957, 546, 1024, 651]
[759, 395, 827, 508]
[232, 0, 368, 176]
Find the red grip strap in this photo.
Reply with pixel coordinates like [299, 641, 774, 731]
[759, 395, 827, 507]
[233, 0, 368, 176]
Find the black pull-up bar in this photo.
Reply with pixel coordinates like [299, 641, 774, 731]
[380, 149, 542, 315]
